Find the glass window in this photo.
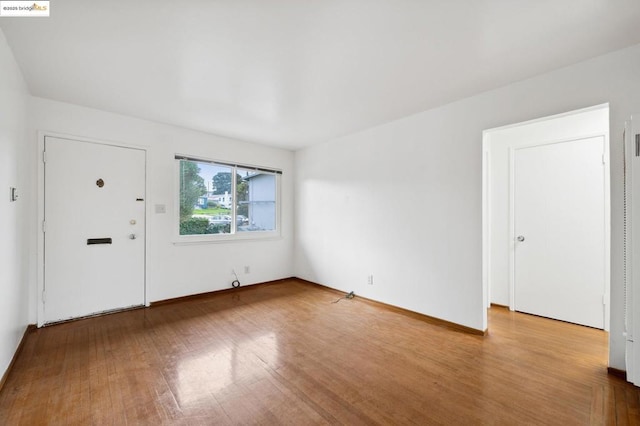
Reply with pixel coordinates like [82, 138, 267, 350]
[177, 157, 280, 240]
[236, 168, 276, 232]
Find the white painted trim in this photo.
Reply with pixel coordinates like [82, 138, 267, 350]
[624, 117, 634, 340]
[481, 140, 490, 331]
[484, 103, 610, 134]
[36, 131, 150, 326]
[37, 132, 45, 327]
[603, 130, 611, 331]
[508, 146, 516, 311]
[507, 132, 606, 151]
[482, 148, 491, 313]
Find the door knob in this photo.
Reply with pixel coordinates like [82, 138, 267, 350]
[517, 235, 525, 242]
[129, 234, 137, 240]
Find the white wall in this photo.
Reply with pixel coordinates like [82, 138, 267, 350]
[3, 29, 639, 380]
[486, 106, 609, 310]
[27, 97, 294, 309]
[294, 43, 640, 369]
[0, 30, 30, 380]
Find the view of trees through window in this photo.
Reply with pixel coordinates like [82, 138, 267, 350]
[178, 159, 277, 236]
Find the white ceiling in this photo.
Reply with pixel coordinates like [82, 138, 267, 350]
[2, 1, 640, 150]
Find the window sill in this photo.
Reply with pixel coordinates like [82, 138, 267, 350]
[172, 232, 282, 245]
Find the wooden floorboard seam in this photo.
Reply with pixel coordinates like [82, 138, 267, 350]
[1, 279, 638, 424]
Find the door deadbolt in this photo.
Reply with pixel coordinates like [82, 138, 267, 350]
[129, 234, 137, 240]
[517, 235, 525, 242]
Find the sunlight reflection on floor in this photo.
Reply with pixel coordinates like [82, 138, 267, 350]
[175, 332, 278, 407]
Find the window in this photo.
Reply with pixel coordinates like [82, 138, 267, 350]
[176, 155, 281, 240]
[236, 168, 277, 232]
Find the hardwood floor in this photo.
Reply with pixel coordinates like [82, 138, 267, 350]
[0, 279, 638, 425]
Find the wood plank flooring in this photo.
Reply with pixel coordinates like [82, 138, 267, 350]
[0, 279, 638, 425]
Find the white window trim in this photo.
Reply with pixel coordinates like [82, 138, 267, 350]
[173, 155, 282, 244]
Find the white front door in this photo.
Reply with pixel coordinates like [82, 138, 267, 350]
[43, 136, 145, 323]
[514, 136, 605, 329]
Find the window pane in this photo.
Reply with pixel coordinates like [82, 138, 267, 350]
[236, 168, 276, 232]
[179, 160, 232, 235]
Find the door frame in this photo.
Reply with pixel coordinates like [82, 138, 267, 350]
[508, 134, 610, 329]
[37, 131, 149, 327]
[482, 103, 610, 331]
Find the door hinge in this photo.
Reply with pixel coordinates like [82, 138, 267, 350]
[42, 290, 46, 303]
[42, 151, 47, 163]
[602, 154, 606, 165]
[42, 221, 46, 233]
[603, 294, 606, 305]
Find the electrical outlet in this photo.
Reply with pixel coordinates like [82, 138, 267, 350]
[367, 275, 374, 285]
[244, 266, 250, 274]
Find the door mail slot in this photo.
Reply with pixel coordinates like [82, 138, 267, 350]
[87, 238, 112, 245]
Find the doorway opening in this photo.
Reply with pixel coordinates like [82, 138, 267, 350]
[482, 104, 610, 332]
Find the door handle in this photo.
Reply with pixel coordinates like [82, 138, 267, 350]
[517, 235, 525, 242]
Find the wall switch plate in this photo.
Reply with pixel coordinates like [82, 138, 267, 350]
[367, 275, 374, 285]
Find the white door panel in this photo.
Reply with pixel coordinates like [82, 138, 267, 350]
[44, 137, 145, 323]
[514, 136, 605, 329]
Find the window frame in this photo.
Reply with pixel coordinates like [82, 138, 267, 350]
[174, 154, 282, 244]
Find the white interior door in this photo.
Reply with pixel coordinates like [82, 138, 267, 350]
[44, 136, 145, 323]
[514, 136, 605, 329]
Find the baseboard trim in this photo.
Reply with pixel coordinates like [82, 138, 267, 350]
[149, 277, 296, 307]
[294, 278, 487, 336]
[607, 367, 627, 380]
[37, 276, 487, 337]
[0, 324, 36, 394]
